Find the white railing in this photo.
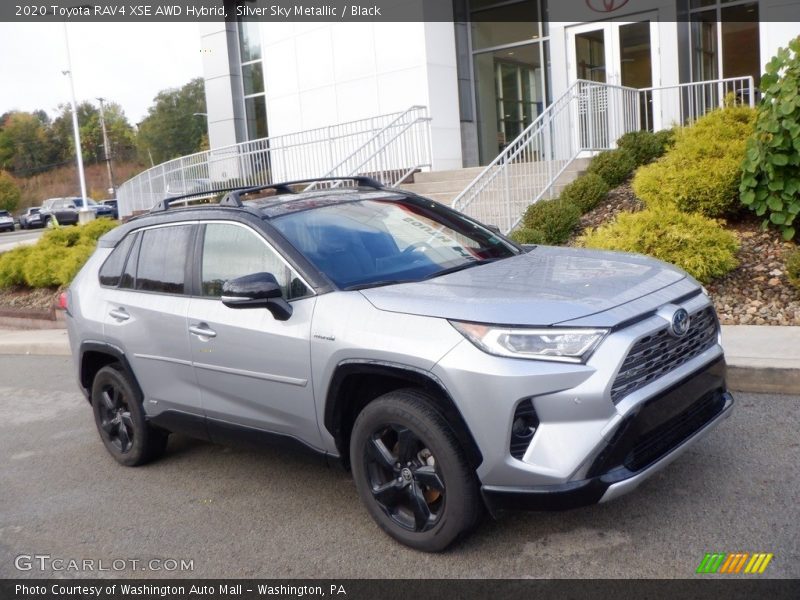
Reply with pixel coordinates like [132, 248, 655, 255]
[116, 107, 432, 217]
[452, 76, 754, 234]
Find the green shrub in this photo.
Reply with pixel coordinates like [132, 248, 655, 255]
[617, 130, 672, 167]
[633, 105, 756, 217]
[520, 198, 581, 245]
[0, 246, 31, 288]
[0, 219, 119, 289]
[787, 248, 800, 290]
[587, 148, 637, 187]
[579, 207, 739, 283]
[509, 227, 548, 245]
[559, 173, 609, 213]
[740, 36, 800, 241]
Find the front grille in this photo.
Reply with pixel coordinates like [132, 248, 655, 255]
[623, 390, 726, 472]
[610, 306, 718, 405]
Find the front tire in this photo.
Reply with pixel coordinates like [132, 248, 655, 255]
[350, 389, 481, 552]
[91, 365, 168, 466]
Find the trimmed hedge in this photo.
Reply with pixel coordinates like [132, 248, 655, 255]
[580, 207, 739, 283]
[633, 105, 756, 217]
[559, 173, 609, 213]
[617, 129, 674, 167]
[586, 147, 637, 187]
[514, 197, 581, 245]
[0, 219, 118, 289]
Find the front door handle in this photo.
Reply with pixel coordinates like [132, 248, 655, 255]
[189, 323, 217, 338]
[109, 308, 130, 322]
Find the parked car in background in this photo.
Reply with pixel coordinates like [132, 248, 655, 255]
[65, 177, 734, 552]
[102, 199, 119, 219]
[73, 197, 116, 219]
[19, 207, 44, 229]
[40, 198, 80, 227]
[0, 210, 14, 232]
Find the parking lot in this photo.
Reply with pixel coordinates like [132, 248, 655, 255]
[1, 355, 798, 579]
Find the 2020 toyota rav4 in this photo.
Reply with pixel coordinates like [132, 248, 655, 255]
[64, 178, 733, 551]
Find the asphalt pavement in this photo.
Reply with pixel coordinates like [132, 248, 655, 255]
[1, 355, 798, 579]
[0, 228, 45, 254]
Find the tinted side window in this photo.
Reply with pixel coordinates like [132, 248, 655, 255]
[135, 225, 193, 294]
[201, 223, 310, 300]
[98, 234, 134, 287]
[120, 233, 141, 289]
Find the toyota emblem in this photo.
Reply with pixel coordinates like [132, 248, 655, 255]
[670, 308, 691, 337]
[585, 0, 631, 13]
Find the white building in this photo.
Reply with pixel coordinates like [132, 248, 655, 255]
[199, 0, 800, 171]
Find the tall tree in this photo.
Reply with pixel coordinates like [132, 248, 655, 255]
[0, 170, 21, 212]
[0, 111, 58, 175]
[51, 101, 136, 165]
[135, 78, 207, 165]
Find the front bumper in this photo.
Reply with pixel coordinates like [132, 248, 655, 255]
[481, 358, 733, 514]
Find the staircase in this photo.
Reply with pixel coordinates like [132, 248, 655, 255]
[401, 159, 591, 207]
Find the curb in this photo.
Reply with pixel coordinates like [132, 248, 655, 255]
[726, 366, 800, 395]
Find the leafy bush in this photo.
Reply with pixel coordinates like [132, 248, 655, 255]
[0, 219, 119, 289]
[559, 173, 609, 213]
[787, 248, 800, 290]
[0, 170, 21, 212]
[509, 227, 548, 245]
[740, 37, 800, 241]
[518, 198, 581, 245]
[586, 148, 637, 187]
[633, 105, 756, 217]
[617, 130, 673, 167]
[580, 207, 739, 283]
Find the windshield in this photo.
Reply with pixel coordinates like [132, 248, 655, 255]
[0, 211, 9, 217]
[272, 197, 519, 289]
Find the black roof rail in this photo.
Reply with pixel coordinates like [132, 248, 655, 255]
[149, 176, 384, 213]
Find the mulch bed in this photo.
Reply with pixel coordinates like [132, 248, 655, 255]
[570, 182, 800, 326]
[0, 287, 60, 314]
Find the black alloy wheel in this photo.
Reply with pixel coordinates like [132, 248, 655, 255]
[91, 365, 168, 466]
[350, 389, 482, 552]
[365, 423, 446, 532]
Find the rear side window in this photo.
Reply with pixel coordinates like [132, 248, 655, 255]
[135, 225, 193, 294]
[98, 234, 135, 287]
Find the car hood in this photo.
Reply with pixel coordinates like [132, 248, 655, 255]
[359, 246, 696, 327]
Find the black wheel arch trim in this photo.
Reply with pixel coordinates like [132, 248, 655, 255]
[324, 359, 483, 470]
[78, 341, 142, 403]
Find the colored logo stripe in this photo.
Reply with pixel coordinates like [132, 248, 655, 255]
[697, 552, 774, 574]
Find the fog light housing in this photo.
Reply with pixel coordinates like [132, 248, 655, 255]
[510, 399, 539, 460]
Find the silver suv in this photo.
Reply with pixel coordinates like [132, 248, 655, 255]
[65, 178, 733, 551]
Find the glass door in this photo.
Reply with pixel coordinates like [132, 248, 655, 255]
[568, 18, 659, 144]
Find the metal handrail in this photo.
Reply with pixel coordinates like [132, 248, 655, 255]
[452, 76, 755, 234]
[116, 107, 432, 217]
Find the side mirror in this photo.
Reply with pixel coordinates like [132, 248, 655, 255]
[221, 272, 292, 321]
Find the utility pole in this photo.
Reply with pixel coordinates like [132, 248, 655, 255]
[62, 23, 93, 223]
[97, 97, 115, 197]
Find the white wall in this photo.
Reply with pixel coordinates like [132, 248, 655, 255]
[199, 22, 245, 150]
[759, 2, 800, 70]
[259, 21, 463, 170]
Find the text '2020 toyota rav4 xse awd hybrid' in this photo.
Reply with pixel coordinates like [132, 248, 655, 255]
[65, 178, 733, 551]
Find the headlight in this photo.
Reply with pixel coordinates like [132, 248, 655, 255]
[449, 321, 607, 363]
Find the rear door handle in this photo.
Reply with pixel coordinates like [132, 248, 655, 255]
[109, 308, 130, 322]
[189, 324, 217, 338]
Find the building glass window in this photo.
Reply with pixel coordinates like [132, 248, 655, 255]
[237, 19, 268, 141]
[470, 0, 549, 164]
[689, 0, 760, 89]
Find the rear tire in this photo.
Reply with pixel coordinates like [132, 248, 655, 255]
[91, 365, 168, 466]
[350, 389, 482, 551]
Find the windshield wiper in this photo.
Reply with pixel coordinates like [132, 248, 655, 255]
[422, 258, 500, 281]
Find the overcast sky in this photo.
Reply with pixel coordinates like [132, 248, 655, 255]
[0, 23, 203, 124]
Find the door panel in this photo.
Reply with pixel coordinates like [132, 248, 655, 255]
[188, 221, 320, 448]
[102, 223, 200, 418]
[187, 296, 319, 445]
